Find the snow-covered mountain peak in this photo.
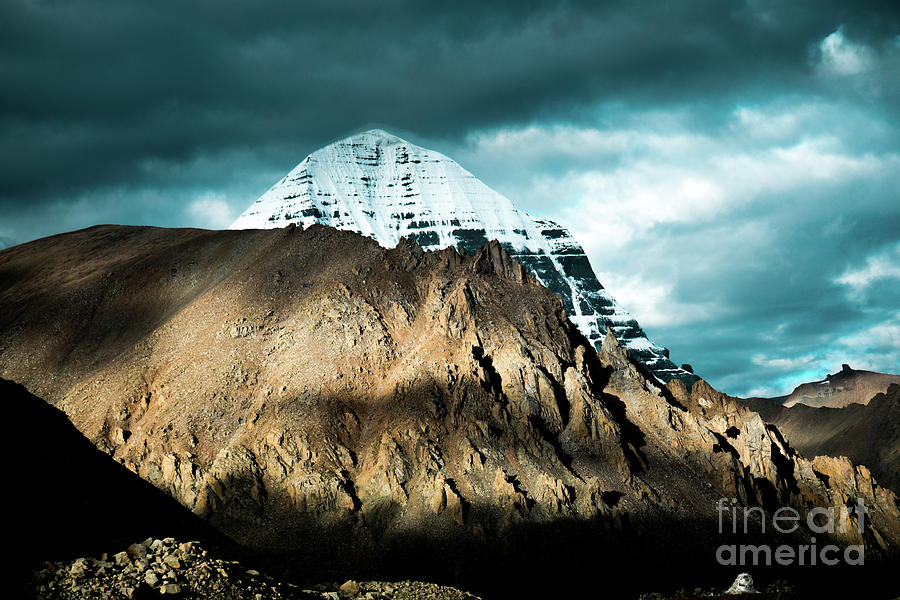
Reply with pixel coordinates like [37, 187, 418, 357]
[352, 128, 405, 143]
[318, 129, 408, 152]
[230, 130, 694, 383]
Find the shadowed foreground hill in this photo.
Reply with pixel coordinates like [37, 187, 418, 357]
[2, 224, 899, 598]
[3, 378, 232, 593]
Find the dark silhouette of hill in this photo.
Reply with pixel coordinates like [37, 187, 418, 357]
[5, 378, 234, 592]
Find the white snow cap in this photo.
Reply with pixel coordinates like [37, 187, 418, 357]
[231, 128, 533, 249]
[231, 129, 691, 382]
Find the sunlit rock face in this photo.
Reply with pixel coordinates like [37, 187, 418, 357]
[231, 129, 692, 383]
[2, 225, 899, 597]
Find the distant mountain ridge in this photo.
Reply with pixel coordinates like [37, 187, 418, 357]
[230, 129, 694, 383]
[783, 364, 900, 408]
[739, 366, 900, 495]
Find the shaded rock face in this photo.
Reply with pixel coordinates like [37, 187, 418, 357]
[782, 365, 900, 408]
[229, 129, 693, 383]
[1, 224, 898, 597]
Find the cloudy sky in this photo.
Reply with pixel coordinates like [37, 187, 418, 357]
[2, 0, 898, 396]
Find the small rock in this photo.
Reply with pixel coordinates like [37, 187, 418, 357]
[151, 539, 166, 552]
[69, 560, 87, 577]
[246, 569, 260, 576]
[725, 572, 759, 595]
[114, 551, 130, 565]
[144, 572, 160, 587]
[163, 555, 181, 569]
[127, 543, 148, 558]
[340, 579, 361, 597]
[160, 582, 181, 594]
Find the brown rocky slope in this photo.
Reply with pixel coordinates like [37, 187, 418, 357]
[2, 224, 899, 598]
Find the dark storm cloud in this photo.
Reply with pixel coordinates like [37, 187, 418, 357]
[643, 180, 900, 395]
[1, 0, 899, 395]
[3, 0, 899, 208]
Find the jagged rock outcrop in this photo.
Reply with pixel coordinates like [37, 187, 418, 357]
[666, 375, 900, 553]
[741, 382, 900, 494]
[1, 224, 898, 597]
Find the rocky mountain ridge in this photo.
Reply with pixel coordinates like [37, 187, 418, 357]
[2, 224, 898, 598]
